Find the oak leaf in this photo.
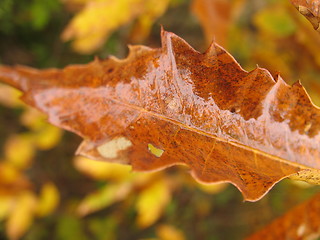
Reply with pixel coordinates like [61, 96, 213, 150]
[291, 0, 320, 32]
[0, 30, 320, 201]
[246, 193, 320, 239]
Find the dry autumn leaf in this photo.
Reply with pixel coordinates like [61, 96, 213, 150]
[246, 193, 320, 239]
[291, 0, 320, 32]
[0, 30, 320, 201]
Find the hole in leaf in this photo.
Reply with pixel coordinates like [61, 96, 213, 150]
[148, 143, 164, 158]
[97, 136, 132, 158]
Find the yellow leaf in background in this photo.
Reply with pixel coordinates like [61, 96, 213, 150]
[253, 6, 296, 37]
[136, 178, 170, 228]
[0, 162, 20, 183]
[130, 170, 160, 187]
[0, 84, 23, 108]
[36, 182, 60, 217]
[62, 0, 141, 53]
[33, 124, 62, 150]
[6, 191, 37, 240]
[20, 108, 62, 149]
[0, 196, 13, 220]
[156, 224, 185, 240]
[77, 182, 132, 216]
[74, 156, 132, 181]
[20, 108, 47, 130]
[61, 0, 170, 53]
[5, 134, 35, 170]
[129, 0, 170, 43]
[0, 162, 31, 195]
[289, 179, 313, 188]
[197, 182, 228, 194]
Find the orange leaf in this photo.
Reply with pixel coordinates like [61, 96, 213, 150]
[246, 193, 320, 240]
[156, 224, 185, 240]
[0, 30, 320, 201]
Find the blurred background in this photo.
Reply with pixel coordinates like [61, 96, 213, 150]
[0, 0, 320, 239]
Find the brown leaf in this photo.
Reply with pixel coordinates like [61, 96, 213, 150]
[291, 0, 320, 32]
[246, 193, 320, 239]
[0, 30, 320, 201]
[192, 0, 232, 46]
[192, 0, 245, 46]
